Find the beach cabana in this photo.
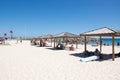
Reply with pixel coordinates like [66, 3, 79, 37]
[40, 34, 53, 46]
[53, 32, 80, 48]
[80, 27, 120, 61]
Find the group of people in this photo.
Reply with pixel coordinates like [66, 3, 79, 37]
[56, 43, 74, 51]
[80, 49, 101, 62]
[31, 39, 39, 45]
[0, 37, 5, 44]
[16, 37, 22, 43]
[103, 42, 120, 46]
[31, 39, 47, 47]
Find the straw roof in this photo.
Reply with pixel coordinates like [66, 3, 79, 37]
[80, 27, 120, 61]
[41, 34, 53, 39]
[80, 27, 120, 36]
[54, 32, 79, 38]
[33, 36, 42, 39]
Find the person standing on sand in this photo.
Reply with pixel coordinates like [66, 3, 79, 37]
[16, 38, 19, 43]
[117, 42, 120, 46]
[20, 37, 22, 43]
[9, 30, 13, 39]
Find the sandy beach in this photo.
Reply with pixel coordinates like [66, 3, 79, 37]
[0, 40, 120, 80]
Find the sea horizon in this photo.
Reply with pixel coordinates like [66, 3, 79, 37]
[87, 37, 120, 46]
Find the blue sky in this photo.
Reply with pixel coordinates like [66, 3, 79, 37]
[0, 0, 120, 38]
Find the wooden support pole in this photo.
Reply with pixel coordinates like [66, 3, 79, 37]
[54, 38, 55, 48]
[76, 38, 78, 48]
[51, 38, 52, 47]
[100, 36, 102, 53]
[84, 36, 87, 52]
[56, 38, 58, 44]
[66, 37, 68, 45]
[112, 35, 115, 61]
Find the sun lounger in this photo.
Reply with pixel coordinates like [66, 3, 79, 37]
[80, 56, 99, 62]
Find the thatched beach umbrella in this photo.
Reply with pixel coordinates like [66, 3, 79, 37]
[53, 32, 80, 48]
[80, 27, 120, 61]
[41, 34, 53, 39]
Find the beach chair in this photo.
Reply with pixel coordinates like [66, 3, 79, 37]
[80, 56, 99, 62]
[80, 49, 100, 62]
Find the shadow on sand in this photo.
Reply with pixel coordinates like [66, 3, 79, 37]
[70, 52, 120, 62]
[46, 47, 64, 51]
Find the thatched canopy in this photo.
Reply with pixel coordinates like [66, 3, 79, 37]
[80, 27, 120, 61]
[80, 27, 120, 36]
[53, 32, 80, 48]
[54, 32, 79, 38]
[41, 34, 53, 39]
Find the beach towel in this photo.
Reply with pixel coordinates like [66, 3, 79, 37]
[80, 56, 99, 62]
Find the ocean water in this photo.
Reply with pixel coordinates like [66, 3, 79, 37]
[58, 38, 120, 46]
[87, 38, 120, 46]
[102, 38, 120, 46]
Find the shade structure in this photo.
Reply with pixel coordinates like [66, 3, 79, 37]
[81, 27, 120, 36]
[80, 27, 120, 61]
[40, 34, 53, 46]
[53, 32, 80, 48]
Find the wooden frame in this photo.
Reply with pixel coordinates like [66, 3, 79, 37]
[80, 27, 120, 61]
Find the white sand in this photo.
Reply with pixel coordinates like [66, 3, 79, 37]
[0, 40, 120, 80]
